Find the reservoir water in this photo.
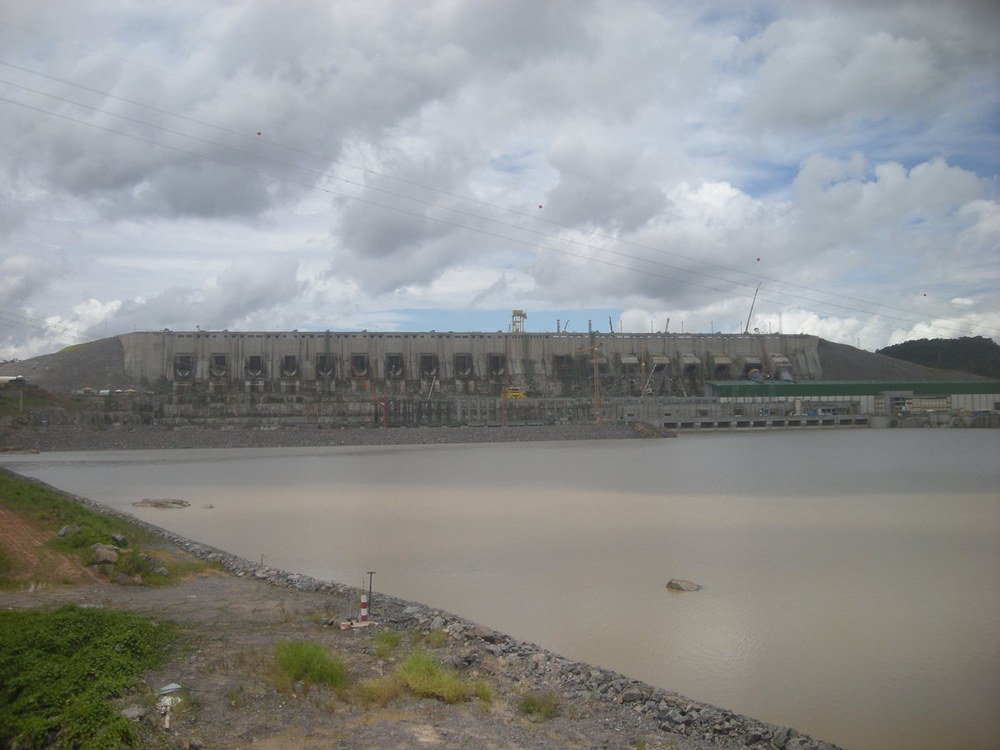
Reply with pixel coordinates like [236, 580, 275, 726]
[2, 429, 998, 749]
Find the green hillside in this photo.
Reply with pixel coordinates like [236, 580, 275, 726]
[876, 336, 1000, 380]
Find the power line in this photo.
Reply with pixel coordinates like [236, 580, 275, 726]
[0, 58, 995, 341]
[0, 57, 960, 329]
[2, 17, 994, 336]
[2, 90, 992, 341]
[0, 309, 95, 344]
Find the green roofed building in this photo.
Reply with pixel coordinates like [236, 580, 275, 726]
[602, 379, 1000, 431]
[705, 379, 999, 403]
[690, 379, 1000, 425]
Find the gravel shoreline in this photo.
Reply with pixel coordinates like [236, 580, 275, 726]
[1, 422, 643, 453]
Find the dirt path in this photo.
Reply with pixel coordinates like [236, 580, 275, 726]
[0, 505, 104, 587]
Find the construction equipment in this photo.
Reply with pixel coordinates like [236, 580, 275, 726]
[744, 284, 761, 334]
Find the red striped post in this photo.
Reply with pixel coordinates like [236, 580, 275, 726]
[359, 593, 369, 622]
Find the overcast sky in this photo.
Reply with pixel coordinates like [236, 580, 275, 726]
[1, 0, 998, 359]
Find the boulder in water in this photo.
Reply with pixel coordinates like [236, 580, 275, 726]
[666, 578, 701, 591]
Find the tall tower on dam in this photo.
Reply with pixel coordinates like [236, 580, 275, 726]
[119, 329, 823, 398]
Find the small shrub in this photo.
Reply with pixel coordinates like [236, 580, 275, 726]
[518, 689, 561, 721]
[227, 684, 247, 709]
[272, 641, 349, 693]
[395, 650, 470, 704]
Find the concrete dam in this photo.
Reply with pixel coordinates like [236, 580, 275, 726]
[121, 330, 818, 400]
[5, 331, 996, 430]
[110, 329, 843, 429]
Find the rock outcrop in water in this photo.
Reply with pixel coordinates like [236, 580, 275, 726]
[666, 578, 702, 591]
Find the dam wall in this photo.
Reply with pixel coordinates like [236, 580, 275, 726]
[119, 330, 823, 399]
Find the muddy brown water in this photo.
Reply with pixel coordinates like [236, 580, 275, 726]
[3, 429, 998, 750]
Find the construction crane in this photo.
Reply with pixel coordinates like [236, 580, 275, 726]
[743, 284, 761, 334]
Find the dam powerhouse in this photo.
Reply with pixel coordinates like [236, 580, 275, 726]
[110, 326, 998, 430]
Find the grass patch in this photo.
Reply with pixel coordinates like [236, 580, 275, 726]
[0, 543, 13, 589]
[0, 469, 211, 585]
[409, 627, 449, 648]
[0, 385, 80, 418]
[395, 650, 470, 704]
[353, 675, 406, 708]
[473, 680, 493, 704]
[423, 628, 448, 647]
[0, 604, 178, 749]
[373, 629, 403, 659]
[518, 689, 562, 721]
[272, 641, 349, 694]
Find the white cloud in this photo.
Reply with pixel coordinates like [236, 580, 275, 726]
[0, 0, 997, 358]
[744, 22, 940, 128]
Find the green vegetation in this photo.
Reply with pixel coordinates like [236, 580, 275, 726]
[355, 644, 489, 708]
[0, 384, 78, 418]
[272, 641, 349, 694]
[0, 470, 208, 585]
[373, 628, 403, 659]
[0, 605, 178, 749]
[517, 689, 562, 721]
[353, 675, 405, 708]
[395, 649, 471, 704]
[472, 680, 493, 705]
[877, 336, 1000, 379]
[269, 640, 481, 708]
[0, 544, 13, 589]
[416, 627, 449, 648]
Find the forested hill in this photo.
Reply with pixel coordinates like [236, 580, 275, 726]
[876, 336, 1000, 379]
